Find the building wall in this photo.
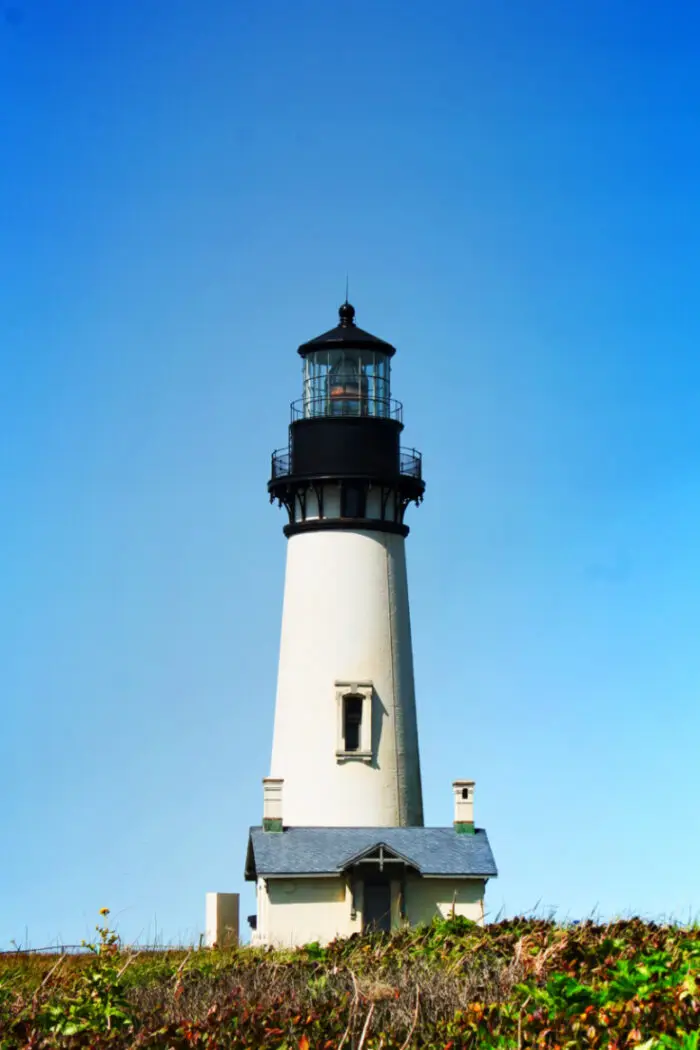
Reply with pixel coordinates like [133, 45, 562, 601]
[256, 876, 361, 947]
[254, 875, 486, 947]
[404, 877, 486, 926]
[270, 528, 424, 827]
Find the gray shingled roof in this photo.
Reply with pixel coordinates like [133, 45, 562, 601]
[245, 827, 497, 881]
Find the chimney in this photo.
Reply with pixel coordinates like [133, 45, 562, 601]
[453, 779, 475, 834]
[263, 777, 284, 832]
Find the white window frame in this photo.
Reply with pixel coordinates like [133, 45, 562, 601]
[335, 680, 373, 762]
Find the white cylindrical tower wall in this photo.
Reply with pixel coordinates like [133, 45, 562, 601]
[270, 525, 424, 828]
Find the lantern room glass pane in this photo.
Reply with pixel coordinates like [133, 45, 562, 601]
[302, 350, 391, 418]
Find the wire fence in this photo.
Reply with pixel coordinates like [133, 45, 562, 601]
[0, 943, 196, 956]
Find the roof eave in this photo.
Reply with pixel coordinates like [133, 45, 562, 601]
[244, 833, 257, 881]
[254, 868, 497, 879]
[417, 870, 498, 879]
[297, 327, 397, 358]
[256, 870, 342, 879]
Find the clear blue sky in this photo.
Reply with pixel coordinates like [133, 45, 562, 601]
[2, 0, 699, 947]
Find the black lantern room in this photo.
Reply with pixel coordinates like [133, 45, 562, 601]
[269, 304, 424, 537]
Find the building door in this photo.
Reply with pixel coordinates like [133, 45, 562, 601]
[363, 877, 392, 933]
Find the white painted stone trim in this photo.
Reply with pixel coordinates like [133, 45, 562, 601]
[335, 680, 373, 761]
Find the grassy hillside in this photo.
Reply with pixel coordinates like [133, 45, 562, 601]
[0, 912, 698, 1048]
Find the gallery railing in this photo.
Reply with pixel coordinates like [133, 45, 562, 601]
[270, 446, 422, 481]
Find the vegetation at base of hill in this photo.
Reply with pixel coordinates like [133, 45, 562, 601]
[0, 910, 698, 1048]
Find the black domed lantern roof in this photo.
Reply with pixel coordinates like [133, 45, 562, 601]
[297, 303, 397, 358]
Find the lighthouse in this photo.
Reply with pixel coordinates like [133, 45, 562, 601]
[267, 301, 424, 829]
[240, 303, 497, 948]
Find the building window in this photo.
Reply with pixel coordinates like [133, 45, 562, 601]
[342, 483, 366, 519]
[343, 695, 363, 751]
[462, 787, 469, 800]
[335, 681, 373, 762]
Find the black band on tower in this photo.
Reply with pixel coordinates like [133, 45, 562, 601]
[284, 520, 410, 538]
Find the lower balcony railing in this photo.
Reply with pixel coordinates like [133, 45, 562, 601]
[399, 448, 422, 480]
[270, 447, 422, 481]
[271, 448, 291, 478]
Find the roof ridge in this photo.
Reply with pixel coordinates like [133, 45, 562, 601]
[250, 825, 482, 832]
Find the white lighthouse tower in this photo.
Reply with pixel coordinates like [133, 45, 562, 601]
[267, 302, 424, 828]
[241, 303, 498, 947]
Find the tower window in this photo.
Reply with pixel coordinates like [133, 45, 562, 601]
[462, 788, 469, 800]
[342, 483, 366, 519]
[343, 695, 363, 752]
[335, 681, 373, 762]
